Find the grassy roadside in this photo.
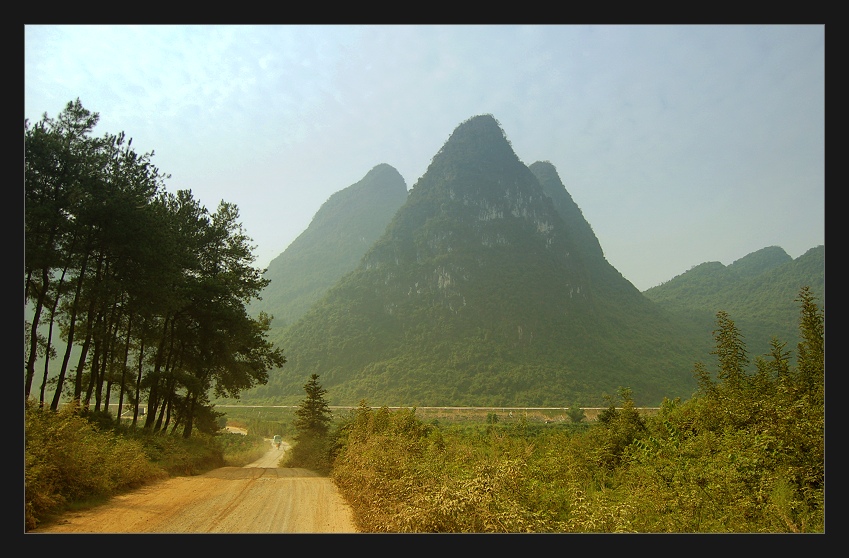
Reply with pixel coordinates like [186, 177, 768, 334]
[24, 400, 271, 531]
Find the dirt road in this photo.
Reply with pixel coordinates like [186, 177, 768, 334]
[31, 441, 359, 534]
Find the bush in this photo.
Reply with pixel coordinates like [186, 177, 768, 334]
[24, 399, 227, 531]
[284, 434, 332, 474]
[25, 400, 168, 530]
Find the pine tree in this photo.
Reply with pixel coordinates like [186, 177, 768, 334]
[293, 374, 332, 440]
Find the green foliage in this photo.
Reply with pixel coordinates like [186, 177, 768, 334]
[587, 388, 647, 471]
[293, 374, 332, 439]
[24, 398, 279, 531]
[330, 288, 824, 533]
[248, 116, 707, 408]
[24, 100, 284, 437]
[566, 403, 586, 423]
[644, 245, 824, 363]
[711, 310, 749, 390]
[795, 286, 825, 399]
[216, 432, 270, 467]
[287, 374, 334, 472]
[24, 401, 165, 529]
[283, 434, 333, 474]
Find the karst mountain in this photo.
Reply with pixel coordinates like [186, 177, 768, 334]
[247, 114, 710, 407]
[249, 163, 409, 336]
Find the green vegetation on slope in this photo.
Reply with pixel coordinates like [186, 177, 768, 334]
[644, 245, 824, 361]
[248, 115, 705, 408]
[250, 163, 408, 338]
[328, 287, 824, 532]
[27, 285, 823, 533]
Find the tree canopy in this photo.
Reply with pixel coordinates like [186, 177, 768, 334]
[25, 99, 285, 437]
[293, 374, 332, 440]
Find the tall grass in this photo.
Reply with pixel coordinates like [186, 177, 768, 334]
[24, 400, 269, 531]
[330, 397, 824, 533]
[330, 291, 824, 533]
[217, 431, 272, 466]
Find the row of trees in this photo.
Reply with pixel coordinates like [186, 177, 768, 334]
[25, 99, 285, 437]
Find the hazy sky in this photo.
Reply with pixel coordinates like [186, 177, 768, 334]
[24, 24, 824, 291]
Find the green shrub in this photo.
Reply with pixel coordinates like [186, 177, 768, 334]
[25, 401, 166, 529]
[24, 399, 228, 531]
[285, 434, 332, 474]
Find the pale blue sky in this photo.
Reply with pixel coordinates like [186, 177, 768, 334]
[24, 24, 825, 291]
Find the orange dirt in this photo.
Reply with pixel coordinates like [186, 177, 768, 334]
[30, 442, 358, 534]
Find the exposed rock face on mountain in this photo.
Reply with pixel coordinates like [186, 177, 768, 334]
[249, 163, 408, 334]
[529, 160, 603, 262]
[248, 115, 705, 407]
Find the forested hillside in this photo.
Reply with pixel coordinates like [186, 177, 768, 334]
[27, 102, 824, 422]
[643, 245, 824, 361]
[247, 115, 707, 408]
[248, 163, 408, 339]
[330, 287, 824, 533]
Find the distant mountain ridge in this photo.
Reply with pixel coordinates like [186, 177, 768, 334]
[249, 163, 408, 334]
[247, 115, 707, 407]
[244, 115, 823, 409]
[642, 245, 825, 360]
